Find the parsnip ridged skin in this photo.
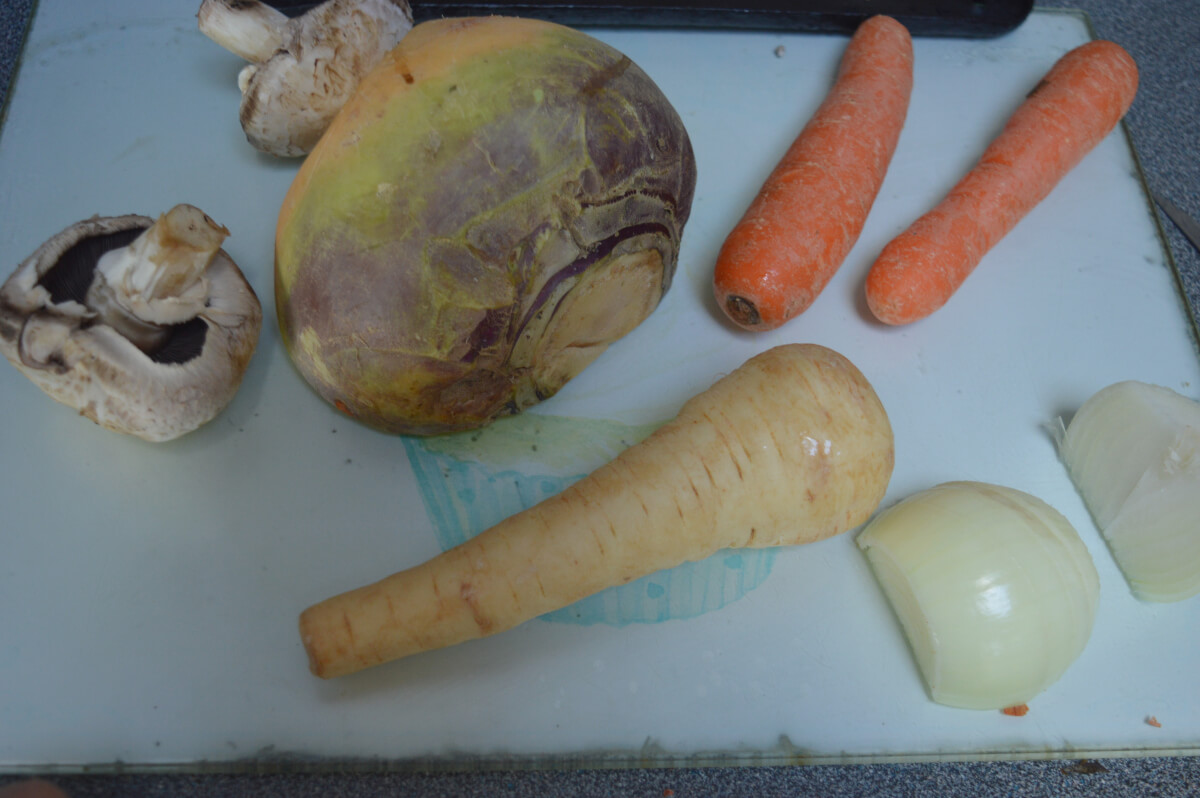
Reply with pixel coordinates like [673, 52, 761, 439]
[300, 344, 894, 678]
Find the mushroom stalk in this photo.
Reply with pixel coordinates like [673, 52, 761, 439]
[196, 0, 289, 63]
[85, 205, 228, 353]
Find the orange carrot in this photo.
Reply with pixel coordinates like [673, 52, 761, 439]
[713, 15, 913, 331]
[865, 40, 1139, 326]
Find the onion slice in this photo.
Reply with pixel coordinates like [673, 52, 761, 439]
[1060, 380, 1200, 602]
[857, 482, 1099, 710]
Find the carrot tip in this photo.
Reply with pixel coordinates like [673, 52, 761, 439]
[724, 295, 762, 328]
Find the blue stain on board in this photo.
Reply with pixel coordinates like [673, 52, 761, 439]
[401, 413, 775, 627]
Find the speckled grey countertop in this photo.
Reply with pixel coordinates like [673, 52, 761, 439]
[1, 1, 1199, 796]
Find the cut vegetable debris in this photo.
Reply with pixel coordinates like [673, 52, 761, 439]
[299, 343, 894, 678]
[713, 15, 913, 331]
[1059, 380, 1200, 602]
[864, 39, 1139, 325]
[857, 481, 1099, 710]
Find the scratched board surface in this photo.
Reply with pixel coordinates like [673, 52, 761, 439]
[1, 1, 1198, 770]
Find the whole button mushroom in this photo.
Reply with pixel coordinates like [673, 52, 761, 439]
[0, 205, 263, 442]
[197, 0, 414, 157]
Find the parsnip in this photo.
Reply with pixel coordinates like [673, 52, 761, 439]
[299, 344, 894, 678]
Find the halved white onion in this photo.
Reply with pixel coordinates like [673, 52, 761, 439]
[1060, 380, 1200, 602]
[857, 482, 1099, 710]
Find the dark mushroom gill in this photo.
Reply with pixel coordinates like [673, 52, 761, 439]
[36, 226, 209, 365]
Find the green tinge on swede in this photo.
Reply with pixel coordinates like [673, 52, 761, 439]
[1060, 380, 1200, 602]
[857, 481, 1099, 710]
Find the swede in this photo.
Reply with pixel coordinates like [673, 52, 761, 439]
[299, 344, 894, 678]
[274, 16, 697, 435]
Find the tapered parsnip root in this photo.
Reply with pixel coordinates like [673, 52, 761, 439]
[299, 344, 894, 677]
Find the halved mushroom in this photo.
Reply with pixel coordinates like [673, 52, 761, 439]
[198, 0, 414, 157]
[0, 205, 263, 442]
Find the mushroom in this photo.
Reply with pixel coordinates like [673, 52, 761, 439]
[197, 0, 414, 157]
[0, 205, 263, 442]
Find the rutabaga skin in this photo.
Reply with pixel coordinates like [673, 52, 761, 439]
[275, 16, 697, 436]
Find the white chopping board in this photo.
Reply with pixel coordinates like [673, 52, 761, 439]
[2, 0, 1198, 770]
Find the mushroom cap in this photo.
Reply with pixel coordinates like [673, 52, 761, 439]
[0, 213, 263, 442]
[237, 0, 414, 157]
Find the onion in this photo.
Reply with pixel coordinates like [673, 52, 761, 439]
[1059, 380, 1200, 602]
[857, 482, 1099, 710]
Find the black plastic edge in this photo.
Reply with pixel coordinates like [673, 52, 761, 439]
[270, 0, 1034, 37]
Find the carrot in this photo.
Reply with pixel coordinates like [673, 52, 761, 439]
[864, 40, 1139, 325]
[299, 344, 894, 677]
[713, 15, 913, 331]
